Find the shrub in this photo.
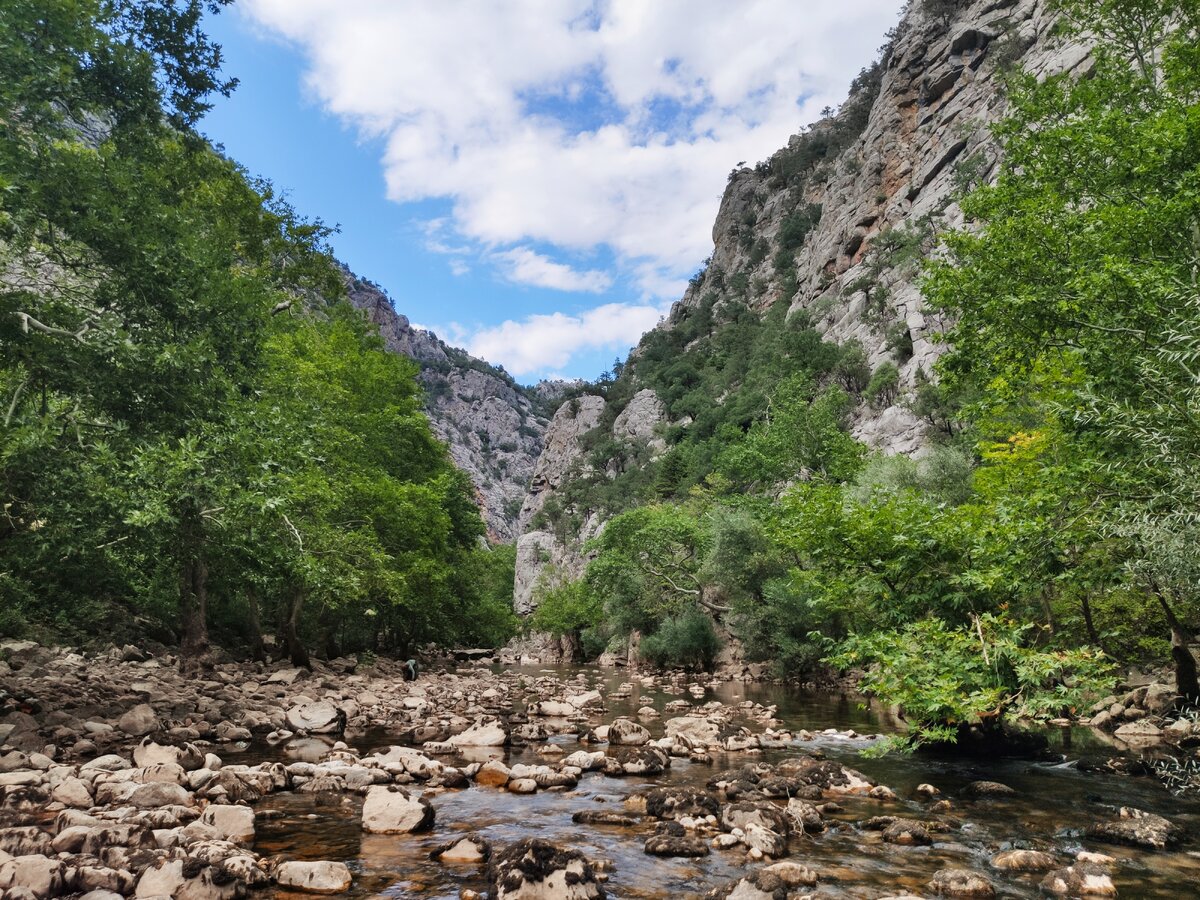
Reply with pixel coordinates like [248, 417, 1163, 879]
[640, 607, 722, 670]
[831, 614, 1114, 751]
[864, 361, 900, 409]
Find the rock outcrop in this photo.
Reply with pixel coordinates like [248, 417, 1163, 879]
[343, 270, 551, 541]
[510, 0, 1094, 623]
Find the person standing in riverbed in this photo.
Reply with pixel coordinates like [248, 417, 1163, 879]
[404, 658, 419, 681]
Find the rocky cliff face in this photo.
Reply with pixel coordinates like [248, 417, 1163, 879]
[678, 0, 1088, 452]
[343, 271, 549, 542]
[509, 0, 1092, 630]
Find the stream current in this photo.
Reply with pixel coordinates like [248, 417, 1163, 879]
[228, 665, 1200, 898]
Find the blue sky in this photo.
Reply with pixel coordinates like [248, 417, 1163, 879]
[200, 1, 905, 383]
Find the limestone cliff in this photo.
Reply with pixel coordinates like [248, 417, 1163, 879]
[680, 0, 1089, 453]
[510, 0, 1092, 629]
[342, 271, 549, 542]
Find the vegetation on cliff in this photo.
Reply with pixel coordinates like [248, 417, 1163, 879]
[532, 0, 1200, 748]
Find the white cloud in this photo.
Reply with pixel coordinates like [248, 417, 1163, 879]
[467, 302, 667, 377]
[494, 247, 612, 293]
[240, 0, 906, 298]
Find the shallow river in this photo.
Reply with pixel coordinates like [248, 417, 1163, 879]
[231, 665, 1200, 898]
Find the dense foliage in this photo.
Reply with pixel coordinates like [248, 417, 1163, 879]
[530, 0, 1200, 750]
[0, 1, 517, 666]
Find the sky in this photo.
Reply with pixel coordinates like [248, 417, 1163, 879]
[201, 1, 907, 383]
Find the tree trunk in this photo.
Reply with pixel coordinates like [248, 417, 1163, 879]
[318, 606, 341, 660]
[1080, 592, 1103, 651]
[246, 586, 267, 663]
[285, 587, 311, 669]
[178, 509, 211, 673]
[1153, 585, 1200, 703]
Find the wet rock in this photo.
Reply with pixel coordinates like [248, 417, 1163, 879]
[561, 751, 606, 771]
[644, 823, 709, 858]
[1114, 720, 1162, 743]
[775, 757, 875, 795]
[721, 801, 790, 836]
[603, 746, 668, 776]
[962, 780, 1015, 798]
[705, 864, 816, 899]
[641, 786, 720, 821]
[874, 817, 932, 846]
[431, 834, 491, 863]
[488, 838, 605, 899]
[475, 759, 511, 788]
[1040, 863, 1117, 897]
[507, 777, 538, 794]
[275, 861, 352, 894]
[784, 798, 824, 833]
[572, 811, 642, 827]
[360, 785, 434, 834]
[608, 719, 651, 746]
[741, 822, 787, 857]
[929, 868, 995, 898]
[1087, 807, 1181, 850]
[990, 849, 1056, 871]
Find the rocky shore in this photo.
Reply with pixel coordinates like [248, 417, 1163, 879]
[0, 641, 1193, 899]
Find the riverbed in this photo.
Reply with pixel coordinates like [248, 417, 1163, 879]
[230, 665, 1200, 898]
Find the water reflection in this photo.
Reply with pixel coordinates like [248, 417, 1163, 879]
[243, 665, 1200, 898]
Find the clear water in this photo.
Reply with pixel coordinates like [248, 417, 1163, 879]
[236, 665, 1200, 898]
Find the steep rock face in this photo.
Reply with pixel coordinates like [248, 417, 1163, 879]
[517, 394, 607, 533]
[676, 0, 1088, 452]
[510, 0, 1092, 623]
[343, 271, 548, 541]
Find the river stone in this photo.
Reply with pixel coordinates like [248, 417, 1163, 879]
[644, 823, 709, 857]
[1114, 720, 1163, 742]
[449, 720, 507, 747]
[133, 739, 203, 771]
[0, 855, 63, 900]
[666, 717, 720, 746]
[1087, 807, 1181, 850]
[991, 849, 1057, 871]
[431, 834, 491, 863]
[962, 781, 1015, 798]
[129, 781, 192, 808]
[762, 862, 819, 887]
[361, 785, 434, 833]
[784, 798, 824, 833]
[286, 701, 342, 733]
[1040, 863, 1117, 897]
[50, 776, 93, 808]
[929, 868, 996, 898]
[475, 759, 511, 787]
[201, 804, 255, 845]
[572, 810, 642, 826]
[275, 861, 352, 894]
[531, 701, 575, 718]
[488, 838, 605, 899]
[721, 801, 790, 836]
[608, 718, 651, 746]
[118, 704, 159, 737]
[882, 817, 932, 846]
[742, 822, 787, 857]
